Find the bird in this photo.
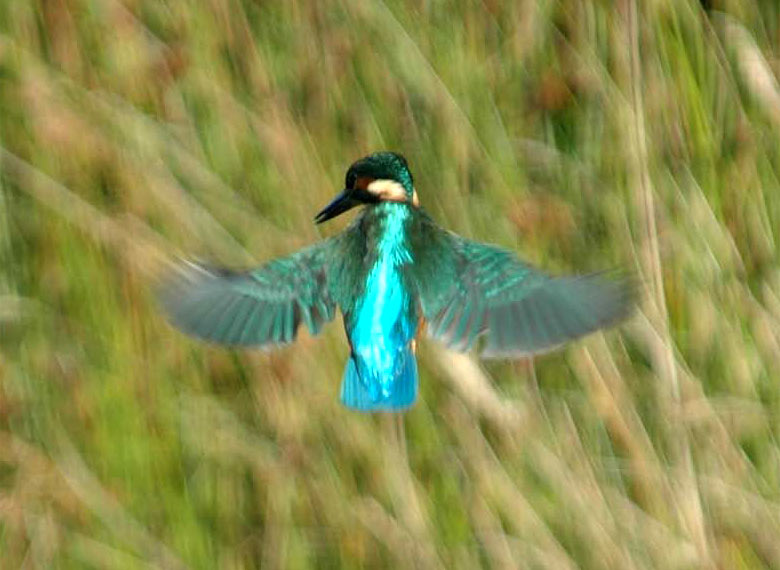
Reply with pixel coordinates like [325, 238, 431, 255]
[159, 152, 633, 412]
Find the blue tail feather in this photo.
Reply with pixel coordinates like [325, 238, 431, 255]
[340, 353, 418, 412]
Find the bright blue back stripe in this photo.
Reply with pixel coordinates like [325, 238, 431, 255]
[340, 354, 417, 412]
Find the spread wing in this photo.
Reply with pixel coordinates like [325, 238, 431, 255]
[158, 241, 337, 347]
[409, 212, 633, 357]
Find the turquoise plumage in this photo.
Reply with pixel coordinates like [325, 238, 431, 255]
[160, 152, 632, 411]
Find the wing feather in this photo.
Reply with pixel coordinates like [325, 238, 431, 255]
[409, 210, 633, 357]
[159, 240, 338, 348]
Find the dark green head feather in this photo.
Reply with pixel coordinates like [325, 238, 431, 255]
[315, 152, 416, 224]
[345, 152, 415, 199]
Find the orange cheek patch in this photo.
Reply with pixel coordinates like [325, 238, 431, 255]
[355, 176, 375, 190]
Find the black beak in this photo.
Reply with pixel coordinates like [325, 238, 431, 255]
[314, 190, 356, 224]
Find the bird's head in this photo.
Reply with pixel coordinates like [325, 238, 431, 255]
[315, 152, 419, 224]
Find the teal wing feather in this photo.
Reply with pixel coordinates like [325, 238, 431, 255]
[409, 211, 633, 356]
[159, 241, 337, 347]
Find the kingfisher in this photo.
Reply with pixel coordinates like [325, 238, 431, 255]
[160, 152, 632, 412]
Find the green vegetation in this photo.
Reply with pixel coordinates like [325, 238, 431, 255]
[2, 0, 780, 567]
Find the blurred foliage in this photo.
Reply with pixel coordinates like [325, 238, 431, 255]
[2, 0, 780, 568]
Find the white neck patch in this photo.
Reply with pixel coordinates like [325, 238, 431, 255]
[366, 179, 420, 207]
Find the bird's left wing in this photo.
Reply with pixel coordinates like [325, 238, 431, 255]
[408, 212, 633, 357]
[159, 240, 337, 347]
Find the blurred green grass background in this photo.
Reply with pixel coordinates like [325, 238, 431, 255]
[2, 0, 780, 567]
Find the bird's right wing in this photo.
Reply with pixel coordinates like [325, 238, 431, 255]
[158, 240, 338, 347]
[409, 211, 633, 357]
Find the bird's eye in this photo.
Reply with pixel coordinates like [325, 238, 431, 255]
[346, 172, 357, 189]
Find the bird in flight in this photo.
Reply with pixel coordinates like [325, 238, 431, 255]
[159, 152, 632, 412]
